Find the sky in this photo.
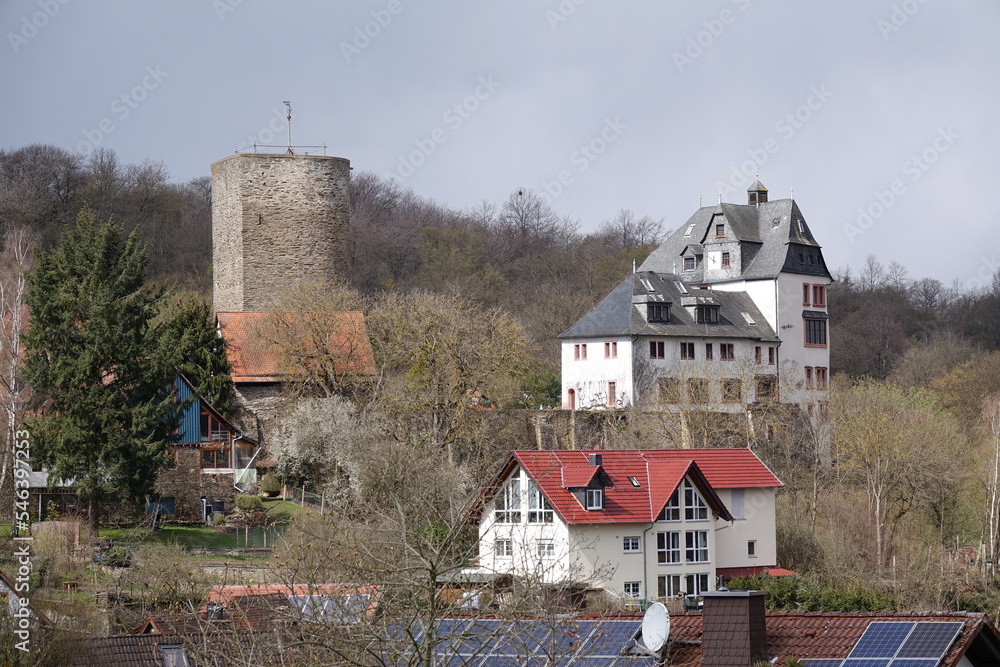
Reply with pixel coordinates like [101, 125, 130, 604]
[2, 1, 998, 289]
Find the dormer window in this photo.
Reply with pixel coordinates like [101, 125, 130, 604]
[696, 305, 719, 324]
[715, 223, 725, 238]
[586, 488, 604, 510]
[647, 303, 669, 322]
[684, 257, 695, 271]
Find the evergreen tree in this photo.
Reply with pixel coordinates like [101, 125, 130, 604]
[157, 293, 233, 417]
[23, 209, 183, 528]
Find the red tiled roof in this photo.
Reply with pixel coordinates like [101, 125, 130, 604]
[475, 449, 779, 525]
[216, 311, 376, 383]
[203, 583, 380, 620]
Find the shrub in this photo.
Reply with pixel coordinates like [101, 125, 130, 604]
[235, 494, 263, 512]
[103, 545, 133, 568]
[212, 513, 226, 526]
[260, 471, 281, 497]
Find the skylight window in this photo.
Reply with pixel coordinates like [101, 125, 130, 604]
[741, 312, 756, 325]
[673, 281, 688, 294]
[628, 476, 640, 488]
[640, 278, 655, 293]
[683, 224, 695, 238]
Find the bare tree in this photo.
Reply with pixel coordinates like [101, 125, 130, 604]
[0, 225, 35, 506]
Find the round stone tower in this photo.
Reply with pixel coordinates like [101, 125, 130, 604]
[211, 153, 351, 313]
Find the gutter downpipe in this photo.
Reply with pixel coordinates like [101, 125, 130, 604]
[641, 458, 654, 605]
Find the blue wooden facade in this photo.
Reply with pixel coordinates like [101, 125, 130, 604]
[175, 376, 200, 443]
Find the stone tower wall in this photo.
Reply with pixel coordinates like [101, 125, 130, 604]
[211, 153, 351, 313]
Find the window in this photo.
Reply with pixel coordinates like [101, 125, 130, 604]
[768, 347, 775, 365]
[657, 531, 681, 564]
[685, 486, 709, 521]
[684, 257, 695, 271]
[201, 446, 229, 469]
[685, 531, 709, 563]
[688, 378, 708, 402]
[748, 540, 757, 558]
[650, 340, 665, 359]
[818, 401, 830, 423]
[628, 476, 640, 488]
[647, 303, 669, 322]
[730, 489, 745, 520]
[805, 318, 827, 347]
[680, 342, 695, 360]
[696, 306, 719, 324]
[802, 283, 811, 306]
[528, 481, 553, 524]
[573, 343, 588, 360]
[604, 341, 617, 358]
[686, 573, 710, 595]
[766, 423, 788, 441]
[623, 537, 641, 553]
[607, 382, 617, 406]
[722, 379, 742, 403]
[586, 488, 604, 510]
[812, 284, 827, 307]
[160, 646, 190, 667]
[495, 539, 513, 557]
[720, 343, 735, 361]
[683, 224, 695, 237]
[495, 475, 521, 523]
[658, 575, 682, 598]
[805, 366, 813, 389]
[537, 541, 555, 558]
[807, 402, 815, 417]
[705, 343, 713, 360]
[756, 376, 777, 401]
[742, 311, 756, 325]
[624, 582, 641, 599]
[200, 405, 230, 443]
[658, 377, 679, 402]
[798, 252, 804, 264]
[659, 489, 680, 521]
[755, 346, 762, 364]
[815, 367, 828, 389]
[164, 450, 178, 469]
[721, 251, 730, 267]
[715, 223, 725, 238]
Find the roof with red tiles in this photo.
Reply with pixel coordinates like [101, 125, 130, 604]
[716, 565, 797, 578]
[661, 610, 997, 666]
[473, 448, 779, 525]
[216, 311, 375, 383]
[203, 582, 380, 620]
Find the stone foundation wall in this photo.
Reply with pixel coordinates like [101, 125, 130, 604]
[156, 448, 239, 522]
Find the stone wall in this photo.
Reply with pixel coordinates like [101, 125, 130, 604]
[156, 447, 239, 522]
[211, 153, 351, 314]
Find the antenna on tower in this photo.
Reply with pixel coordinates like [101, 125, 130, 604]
[283, 101, 294, 155]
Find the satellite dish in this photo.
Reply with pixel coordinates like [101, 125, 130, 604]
[641, 602, 670, 653]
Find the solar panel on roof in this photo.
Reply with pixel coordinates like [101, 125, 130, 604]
[896, 621, 963, 659]
[841, 659, 891, 667]
[888, 660, 941, 667]
[849, 623, 915, 658]
[585, 620, 642, 657]
[549, 620, 596, 656]
[802, 661, 844, 667]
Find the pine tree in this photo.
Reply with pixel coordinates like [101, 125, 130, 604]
[23, 209, 183, 528]
[157, 293, 234, 417]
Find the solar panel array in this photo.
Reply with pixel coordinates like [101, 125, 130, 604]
[378, 618, 653, 666]
[801, 621, 964, 667]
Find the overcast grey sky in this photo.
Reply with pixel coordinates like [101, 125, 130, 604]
[2, 1, 997, 288]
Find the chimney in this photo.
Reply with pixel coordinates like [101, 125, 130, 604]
[589, 453, 602, 467]
[700, 590, 768, 666]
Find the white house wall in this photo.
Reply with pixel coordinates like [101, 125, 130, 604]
[713, 487, 777, 570]
[561, 337, 633, 410]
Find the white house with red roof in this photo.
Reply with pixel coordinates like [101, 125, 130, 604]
[472, 448, 784, 603]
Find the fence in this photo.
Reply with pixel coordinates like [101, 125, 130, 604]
[282, 485, 335, 517]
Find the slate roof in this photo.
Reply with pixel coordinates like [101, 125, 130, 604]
[472, 448, 780, 525]
[639, 197, 832, 282]
[558, 271, 779, 342]
[216, 311, 375, 383]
